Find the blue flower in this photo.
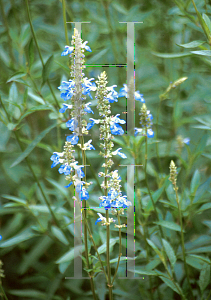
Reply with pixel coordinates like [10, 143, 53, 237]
[81, 187, 89, 200]
[134, 91, 145, 103]
[81, 41, 92, 52]
[66, 134, 79, 145]
[183, 137, 190, 145]
[61, 46, 74, 56]
[86, 118, 100, 130]
[50, 152, 64, 168]
[111, 114, 126, 125]
[82, 78, 96, 99]
[134, 127, 142, 137]
[95, 213, 104, 225]
[112, 148, 127, 159]
[75, 180, 85, 193]
[65, 181, 73, 188]
[118, 84, 145, 102]
[84, 102, 94, 114]
[99, 196, 111, 209]
[58, 163, 71, 175]
[110, 123, 124, 135]
[66, 118, 78, 131]
[107, 85, 118, 103]
[147, 129, 154, 138]
[59, 103, 73, 113]
[58, 80, 75, 101]
[76, 166, 85, 178]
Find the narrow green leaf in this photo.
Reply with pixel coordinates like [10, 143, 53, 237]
[97, 237, 119, 255]
[111, 2, 128, 15]
[193, 177, 211, 203]
[2, 194, 27, 205]
[190, 169, 201, 194]
[0, 228, 38, 248]
[203, 14, 211, 33]
[7, 72, 27, 83]
[177, 40, 205, 48]
[28, 91, 45, 105]
[162, 238, 177, 268]
[46, 178, 69, 198]
[191, 50, 211, 56]
[17, 105, 52, 124]
[152, 51, 192, 58]
[9, 289, 47, 298]
[10, 122, 57, 168]
[56, 245, 85, 264]
[199, 263, 210, 292]
[191, 0, 210, 39]
[51, 225, 69, 245]
[159, 276, 182, 295]
[186, 255, 205, 270]
[42, 55, 54, 85]
[153, 221, 184, 232]
[196, 203, 211, 214]
[131, 268, 158, 276]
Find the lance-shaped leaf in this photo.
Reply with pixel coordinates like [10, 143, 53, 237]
[10, 123, 57, 168]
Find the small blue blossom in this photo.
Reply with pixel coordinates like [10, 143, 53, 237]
[65, 182, 73, 188]
[58, 80, 75, 101]
[95, 213, 104, 225]
[81, 187, 89, 200]
[81, 41, 92, 52]
[110, 123, 124, 135]
[112, 148, 127, 159]
[84, 102, 94, 114]
[118, 84, 145, 102]
[66, 118, 78, 131]
[134, 127, 142, 137]
[61, 46, 74, 56]
[183, 137, 190, 145]
[86, 118, 100, 130]
[58, 163, 71, 175]
[50, 152, 64, 168]
[59, 103, 73, 113]
[147, 129, 154, 138]
[76, 165, 85, 178]
[111, 114, 126, 125]
[66, 134, 79, 145]
[82, 78, 96, 99]
[75, 180, 86, 193]
[106, 85, 118, 103]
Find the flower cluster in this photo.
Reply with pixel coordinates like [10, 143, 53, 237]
[50, 28, 96, 199]
[169, 160, 178, 187]
[92, 71, 132, 226]
[134, 103, 154, 138]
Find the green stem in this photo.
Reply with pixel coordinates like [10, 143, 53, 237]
[25, 0, 60, 109]
[62, 0, 69, 45]
[83, 216, 108, 281]
[111, 212, 122, 284]
[0, 283, 8, 300]
[0, 96, 70, 244]
[105, 134, 113, 299]
[174, 184, 194, 300]
[144, 135, 165, 240]
[156, 98, 163, 174]
[80, 136, 98, 300]
[145, 135, 186, 298]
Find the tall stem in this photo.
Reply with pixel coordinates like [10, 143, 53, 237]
[174, 184, 194, 300]
[105, 133, 113, 300]
[25, 0, 60, 109]
[62, 0, 69, 46]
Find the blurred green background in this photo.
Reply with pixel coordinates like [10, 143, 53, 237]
[0, 0, 211, 299]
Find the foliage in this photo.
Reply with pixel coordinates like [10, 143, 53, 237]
[0, 0, 211, 299]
